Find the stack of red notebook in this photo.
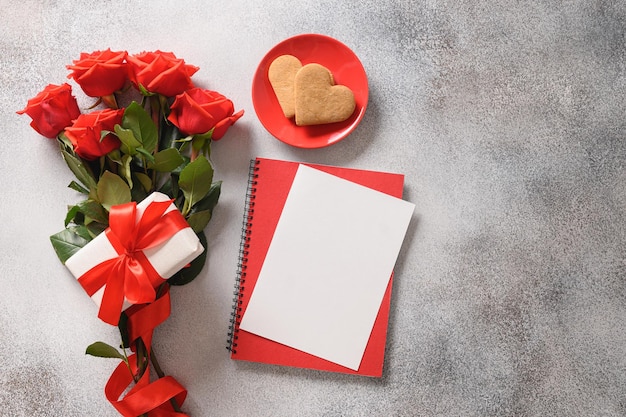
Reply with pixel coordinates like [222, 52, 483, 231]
[228, 157, 414, 377]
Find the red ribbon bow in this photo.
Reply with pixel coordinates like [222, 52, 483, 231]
[77, 199, 189, 325]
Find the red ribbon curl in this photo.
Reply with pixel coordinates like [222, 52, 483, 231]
[77, 199, 189, 325]
[105, 288, 190, 417]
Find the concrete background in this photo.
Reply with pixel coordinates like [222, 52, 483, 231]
[1, 1, 625, 416]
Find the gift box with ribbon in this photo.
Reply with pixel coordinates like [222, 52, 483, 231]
[65, 192, 204, 325]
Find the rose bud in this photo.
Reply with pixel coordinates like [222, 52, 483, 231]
[126, 50, 198, 97]
[17, 83, 81, 138]
[67, 49, 128, 97]
[64, 108, 124, 160]
[168, 88, 244, 140]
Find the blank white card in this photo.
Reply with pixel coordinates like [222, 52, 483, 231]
[239, 164, 415, 370]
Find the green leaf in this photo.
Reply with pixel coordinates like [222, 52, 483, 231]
[68, 181, 89, 194]
[173, 135, 194, 155]
[96, 171, 132, 211]
[202, 136, 212, 158]
[195, 129, 214, 142]
[85, 221, 107, 237]
[114, 124, 141, 156]
[85, 341, 126, 361]
[168, 231, 207, 286]
[191, 135, 206, 153]
[134, 172, 152, 193]
[107, 149, 122, 162]
[149, 148, 184, 172]
[135, 146, 156, 164]
[122, 101, 158, 154]
[186, 210, 212, 233]
[178, 155, 213, 215]
[69, 225, 94, 241]
[88, 186, 99, 202]
[117, 154, 133, 190]
[118, 314, 130, 349]
[171, 155, 191, 175]
[186, 181, 221, 232]
[57, 132, 73, 151]
[138, 83, 153, 97]
[61, 149, 97, 191]
[159, 120, 183, 151]
[64, 205, 81, 226]
[78, 199, 109, 224]
[190, 181, 221, 213]
[50, 228, 91, 263]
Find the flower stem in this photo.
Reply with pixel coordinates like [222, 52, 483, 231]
[135, 338, 149, 381]
[127, 338, 149, 417]
[150, 347, 184, 413]
[149, 346, 166, 378]
[149, 95, 161, 189]
[190, 146, 199, 162]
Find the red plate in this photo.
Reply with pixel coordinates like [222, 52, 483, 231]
[252, 34, 368, 149]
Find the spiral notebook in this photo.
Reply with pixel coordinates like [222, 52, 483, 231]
[227, 157, 414, 377]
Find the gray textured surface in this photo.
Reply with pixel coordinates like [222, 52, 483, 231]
[2, 1, 625, 416]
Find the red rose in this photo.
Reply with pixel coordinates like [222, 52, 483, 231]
[167, 88, 244, 140]
[64, 109, 124, 160]
[66, 49, 128, 97]
[17, 83, 81, 138]
[126, 50, 199, 97]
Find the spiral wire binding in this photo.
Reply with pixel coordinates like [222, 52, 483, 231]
[227, 159, 260, 353]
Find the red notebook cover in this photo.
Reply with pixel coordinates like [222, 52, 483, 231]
[228, 157, 405, 377]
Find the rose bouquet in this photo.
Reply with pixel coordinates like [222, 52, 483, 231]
[18, 49, 243, 416]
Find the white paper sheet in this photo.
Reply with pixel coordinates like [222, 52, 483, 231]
[239, 164, 415, 370]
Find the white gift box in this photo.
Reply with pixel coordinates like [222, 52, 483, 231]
[65, 192, 204, 312]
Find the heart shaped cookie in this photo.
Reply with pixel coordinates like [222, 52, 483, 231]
[268, 54, 302, 118]
[294, 63, 356, 126]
